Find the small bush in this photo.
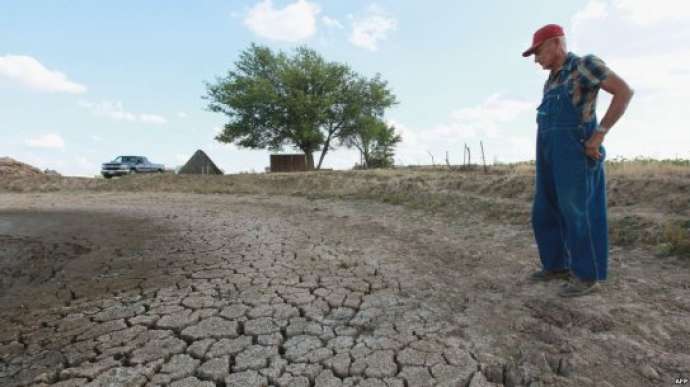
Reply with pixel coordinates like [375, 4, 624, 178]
[662, 221, 690, 257]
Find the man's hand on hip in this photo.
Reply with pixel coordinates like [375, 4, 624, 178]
[585, 132, 605, 160]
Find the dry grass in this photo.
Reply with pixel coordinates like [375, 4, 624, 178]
[2, 161, 688, 213]
[661, 221, 690, 257]
[605, 156, 690, 178]
[2, 159, 688, 257]
[491, 158, 690, 178]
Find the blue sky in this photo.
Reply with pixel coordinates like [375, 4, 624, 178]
[2, 1, 689, 176]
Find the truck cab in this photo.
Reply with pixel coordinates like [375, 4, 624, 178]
[101, 156, 165, 178]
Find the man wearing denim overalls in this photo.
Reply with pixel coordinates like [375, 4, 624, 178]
[523, 24, 634, 297]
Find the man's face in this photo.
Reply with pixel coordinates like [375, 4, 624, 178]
[534, 38, 558, 70]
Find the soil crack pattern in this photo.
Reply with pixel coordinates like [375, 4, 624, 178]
[0, 192, 688, 387]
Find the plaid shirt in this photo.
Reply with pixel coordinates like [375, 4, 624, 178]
[544, 52, 610, 124]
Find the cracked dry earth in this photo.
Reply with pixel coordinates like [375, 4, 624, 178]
[0, 192, 688, 387]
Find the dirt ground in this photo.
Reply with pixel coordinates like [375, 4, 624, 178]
[0, 191, 688, 387]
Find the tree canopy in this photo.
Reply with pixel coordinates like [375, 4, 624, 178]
[342, 116, 402, 168]
[205, 44, 398, 169]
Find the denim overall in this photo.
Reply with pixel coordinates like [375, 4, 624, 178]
[532, 76, 608, 282]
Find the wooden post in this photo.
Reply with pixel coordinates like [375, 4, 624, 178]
[427, 151, 436, 167]
[480, 141, 487, 173]
[463, 144, 467, 168]
[466, 144, 471, 169]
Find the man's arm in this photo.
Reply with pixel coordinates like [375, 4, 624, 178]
[599, 71, 634, 132]
[585, 71, 634, 160]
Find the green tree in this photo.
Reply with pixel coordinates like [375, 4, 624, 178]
[205, 44, 397, 170]
[344, 116, 402, 168]
[369, 121, 402, 168]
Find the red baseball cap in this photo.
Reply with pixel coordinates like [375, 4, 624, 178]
[522, 24, 565, 57]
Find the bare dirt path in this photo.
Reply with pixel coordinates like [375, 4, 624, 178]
[0, 192, 687, 387]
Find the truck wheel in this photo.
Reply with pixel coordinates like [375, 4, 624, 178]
[103, 175, 112, 179]
[158, 169, 164, 173]
[128, 169, 137, 175]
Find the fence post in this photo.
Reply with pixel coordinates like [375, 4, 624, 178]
[466, 144, 471, 169]
[463, 144, 467, 168]
[427, 151, 436, 167]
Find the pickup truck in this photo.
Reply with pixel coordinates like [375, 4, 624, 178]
[101, 156, 165, 178]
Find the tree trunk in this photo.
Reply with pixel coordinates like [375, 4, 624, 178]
[361, 138, 371, 169]
[316, 137, 332, 170]
[353, 143, 365, 169]
[305, 151, 315, 170]
[362, 149, 370, 169]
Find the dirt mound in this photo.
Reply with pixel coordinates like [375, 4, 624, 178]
[0, 157, 43, 178]
[43, 169, 61, 176]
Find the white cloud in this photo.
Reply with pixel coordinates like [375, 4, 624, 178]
[75, 156, 97, 171]
[432, 94, 534, 139]
[244, 0, 320, 42]
[78, 100, 167, 125]
[209, 140, 236, 151]
[175, 153, 189, 163]
[572, 0, 608, 29]
[573, 0, 690, 28]
[0, 55, 86, 94]
[209, 127, 237, 151]
[25, 133, 65, 149]
[570, 0, 690, 160]
[386, 119, 429, 165]
[349, 5, 397, 51]
[390, 94, 536, 165]
[177, 112, 188, 118]
[322, 16, 343, 29]
[572, 1, 690, 56]
[613, 0, 690, 25]
[140, 114, 167, 124]
[91, 135, 103, 142]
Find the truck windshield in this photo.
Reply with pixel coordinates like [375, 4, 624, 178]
[112, 156, 136, 163]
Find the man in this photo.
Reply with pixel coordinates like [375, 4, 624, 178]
[523, 24, 633, 297]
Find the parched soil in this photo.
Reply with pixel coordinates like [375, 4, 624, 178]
[0, 190, 688, 387]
